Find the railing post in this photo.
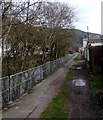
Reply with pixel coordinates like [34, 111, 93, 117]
[8, 75, 13, 104]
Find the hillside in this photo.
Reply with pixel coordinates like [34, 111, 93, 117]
[71, 29, 100, 44]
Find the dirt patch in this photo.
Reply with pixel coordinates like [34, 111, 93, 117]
[67, 60, 98, 118]
[90, 90, 103, 118]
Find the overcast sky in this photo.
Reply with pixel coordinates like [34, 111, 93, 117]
[14, 0, 103, 34]
[49, 0, 103, 34]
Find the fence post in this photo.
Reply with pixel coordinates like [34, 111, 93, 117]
[8, 75, 13, 104]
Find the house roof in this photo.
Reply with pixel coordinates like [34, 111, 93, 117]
[88, 39, 103, 46]
[88, 39, 103, 43]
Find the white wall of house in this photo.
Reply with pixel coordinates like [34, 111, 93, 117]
[83, 38, 88, 48]
[91, 43, 103, 46]
[87, 48, 90, 61]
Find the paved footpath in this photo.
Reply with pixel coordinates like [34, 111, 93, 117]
[2, 54, 78, 119]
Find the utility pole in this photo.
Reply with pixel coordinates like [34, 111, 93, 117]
[101, 1, 103, 35]
[87, 26, 89, 42]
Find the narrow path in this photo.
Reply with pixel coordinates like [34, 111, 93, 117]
[2, 54, 77, 118]
[68, 59, 96, 118]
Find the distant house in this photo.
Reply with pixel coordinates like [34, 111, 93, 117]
[83, 38, 103, 74]
[88, 39, 103, 46]
[82, 37, 89, 61]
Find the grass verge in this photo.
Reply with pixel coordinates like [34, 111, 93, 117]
[40, 72, 73, 118]
[65, 71, 73, 80]
[41, 72, 73, 119]
[74, 53, 81, 62]
[40, 82, 68, 118]
[89, 75, 103, 91]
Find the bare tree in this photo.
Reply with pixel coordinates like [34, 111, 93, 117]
[1, 1, 44, 76]
[1, 1, 77, 77]
[38, 2, 77, 60]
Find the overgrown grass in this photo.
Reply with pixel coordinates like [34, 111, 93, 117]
[40, 79, 70, 118]
[65, 71, 73, 80]
[74, 53, 81, 62]
[89, 75, 103, 91]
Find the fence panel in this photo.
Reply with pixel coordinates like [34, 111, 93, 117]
[0, 53, 76, 109]
[1, 77, 9, 108]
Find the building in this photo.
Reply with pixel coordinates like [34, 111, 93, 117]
[83, 38, 103, 74]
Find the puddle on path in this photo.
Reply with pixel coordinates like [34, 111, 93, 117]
[72, 79, 86, 86]
[72, 66, 82, 70]
[76, 67, 82, 70]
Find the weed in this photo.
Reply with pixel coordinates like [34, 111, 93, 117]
[89, 75, 103, 91]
